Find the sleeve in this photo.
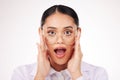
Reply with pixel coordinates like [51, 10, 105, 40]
[95, 67, 108, 80]
[76, 76, 84, 80]
[11, 67, 26, 80]
[76, 76, 89, 80]
[76, 67, 108, 80]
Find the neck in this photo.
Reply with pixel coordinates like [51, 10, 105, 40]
[50, 60, 67, 72]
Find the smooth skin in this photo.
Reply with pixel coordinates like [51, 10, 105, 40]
[34, 12, 83, 80]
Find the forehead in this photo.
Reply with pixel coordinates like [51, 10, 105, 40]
[43, 12, 77, 29]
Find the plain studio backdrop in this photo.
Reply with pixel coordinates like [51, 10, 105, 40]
[0, 0, 120, 80]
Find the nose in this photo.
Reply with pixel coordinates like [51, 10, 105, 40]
[56, 33, 64, 44]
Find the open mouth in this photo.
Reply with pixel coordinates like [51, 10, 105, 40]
[54, 47, 66, 58]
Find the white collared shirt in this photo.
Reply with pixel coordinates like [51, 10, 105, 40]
[11, 62, 108, 80]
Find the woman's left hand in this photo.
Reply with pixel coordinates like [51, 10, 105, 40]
[67, 28, 83, 80]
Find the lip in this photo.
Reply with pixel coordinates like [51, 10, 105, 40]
[54, 47, 66, 58]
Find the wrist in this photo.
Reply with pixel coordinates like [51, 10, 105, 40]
[71, 71, 82, 80]
[34, 72, 45, 80]
[34, 75, 45, 80]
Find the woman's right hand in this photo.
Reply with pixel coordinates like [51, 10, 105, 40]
[34, 29, 50, 80]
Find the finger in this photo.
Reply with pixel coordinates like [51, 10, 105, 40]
[75, 28, 80, 50]
[36, 42, 43, 62]
[39, 28, 47, 52]
[38, 28, 48, 59]
[36, 43, 41, 55]
[39, 28, 44, 46]
[74, 28, 82, 58]
[76, 27, 81, 40]
[75, 28, 80, 51]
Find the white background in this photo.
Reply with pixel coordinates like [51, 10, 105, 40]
[0, 0, 120, 80]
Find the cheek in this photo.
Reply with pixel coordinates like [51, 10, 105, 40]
[65, 37, 75, 46]
[66, 46, 74, 59]
[66, 43, 75, 54]
[45, 36, 56, 44]
[45, 37, 54, 53]
[45, 37, 52, 48]
[45, 37, 50, 44]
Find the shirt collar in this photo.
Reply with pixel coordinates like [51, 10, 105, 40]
[30, 62, 90, 76]
[30, 63, 71, 77]
[48, 68, 71, 79]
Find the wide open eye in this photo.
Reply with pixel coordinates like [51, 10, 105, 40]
[64, 30, 72, 36]
[48, 30, 56, 36]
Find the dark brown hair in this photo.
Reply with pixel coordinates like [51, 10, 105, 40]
[41, 5, 79, 29]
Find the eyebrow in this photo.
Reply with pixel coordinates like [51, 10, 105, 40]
[64, 26, 73, 29]
[47, 26, 73, 29]
[47, 26, 57, 29]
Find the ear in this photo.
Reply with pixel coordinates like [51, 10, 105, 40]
[77, 27, 81, 40]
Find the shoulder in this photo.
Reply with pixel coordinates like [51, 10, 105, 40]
[14, 63, 36, 74]
[81, 62, 108, 80]
[11, 63, 36, 80]
[82, 61, 106, 71]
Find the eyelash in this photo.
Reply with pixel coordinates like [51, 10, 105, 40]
[47, 30, 72, 36]
[64, 30, 72, 36]
[47, 30, 56, 36]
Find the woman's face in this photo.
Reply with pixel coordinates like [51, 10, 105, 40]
[42, 12, 78, 65]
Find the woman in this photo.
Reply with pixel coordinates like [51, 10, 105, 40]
[11, 5, 108, 80]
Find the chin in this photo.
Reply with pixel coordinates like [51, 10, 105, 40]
[55, 58, 69, 65]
